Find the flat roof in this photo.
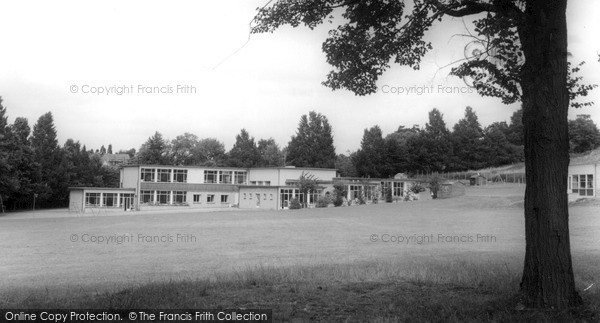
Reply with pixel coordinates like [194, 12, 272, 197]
[68, 187, 135, 191]
[120, 165, 337, 171]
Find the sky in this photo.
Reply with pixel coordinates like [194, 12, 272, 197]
[1, 0, 599, 154]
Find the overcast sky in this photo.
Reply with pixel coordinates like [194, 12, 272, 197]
[1, 0, 599, 154]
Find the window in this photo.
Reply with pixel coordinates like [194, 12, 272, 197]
[85, 193, 101, 206]
[173, 169, 187, 183]
[263, 194, 267, 200]
[243, 193, 247, 199]
[173, 191, 186, 204]
[141, 190, 154, 204]
[270, 194, 273, 200]
[219, 171, 232, 184]
[265, 181, 271, 186]
[250, 181, 257, 185]
[280, 188, 297, 209]
[120, 193, 134, 208]
[572, 174, 594, 196]
[234, 171, 247, 184]
[157, 191, 170, 204]
[349, 185, 361, 200]
[141, 168, 155, 182]
[193, 194, 201, 203]
[207, 194, 215, 203]
[393, 182, 403, 197]
[103, 193, 118, 207]
[221, 195, 229, 203]
[204, 170, 218, 183]
[157, 169, 171, 182]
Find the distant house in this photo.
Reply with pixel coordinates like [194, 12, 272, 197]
[568, 149, 600, 198]
[469, 174, 487, 186]
[100, 154, 131, 167]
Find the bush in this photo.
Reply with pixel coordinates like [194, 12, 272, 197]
[316, 195, 331, 208]
[385, 185, 393, 203]
[410, 183, 426, 194]
[333, 195, 344, 207]
[289, 198, 302, 209]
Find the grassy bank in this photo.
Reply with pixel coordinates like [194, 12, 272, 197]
[4, 259, 598, 322]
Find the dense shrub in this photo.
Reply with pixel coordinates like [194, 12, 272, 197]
[333, 196, 344, 207]
[316, 195, 331, 208]
[385, 185, 393, 203]
[289, 198, 302, 209]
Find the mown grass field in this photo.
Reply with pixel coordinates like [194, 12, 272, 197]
[1, 184, 598, 321]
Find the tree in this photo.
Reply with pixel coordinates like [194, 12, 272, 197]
[506, 108, 524, 146]
[335, 152, 357, 177]
[99, 145, 106, 155]
[450, 107, 486, 170]
[7, 117, 35, 209]
[482, 121, 523, 166]
[0, 97, 19, 207]
[137, 131, 170, 165]
[107, 144, 113, 154]
[406, 109, 452, 173]
[354, 126, 389, 178]
[297, 171, 318, 208]
[257, 138, 285, 167]
[30, 112, 64, 207]
[287, 111, 336, 168]
[568, 115, 600, 154]
[227, 129, 261, 168]
[196, 138, 226, 166]
[170, 133, 200, 165]
[253, 0, 591, 308]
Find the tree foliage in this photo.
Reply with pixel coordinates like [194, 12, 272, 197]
[568, 115, 600, 154]
[227, 129, 261, 168]
[287, 111, 336, 168]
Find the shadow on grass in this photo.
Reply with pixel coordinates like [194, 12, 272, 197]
[4, 259, 598, 322]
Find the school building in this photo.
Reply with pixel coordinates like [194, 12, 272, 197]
[68, 165, 418, 213]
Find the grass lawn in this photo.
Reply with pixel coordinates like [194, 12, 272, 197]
[1, 184, 598, 321]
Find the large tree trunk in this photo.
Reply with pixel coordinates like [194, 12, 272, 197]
[518, 0, 581, 308]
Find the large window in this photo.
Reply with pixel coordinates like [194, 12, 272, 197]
[157, 169, 171, 182]
[221, 195, 229, 203]
[173, 169, 187, 183]
[141, 168, 155, 182]
[234, 171, 247, 184]
[393, 182, 404, 197]
[572, 174, 594, 196]
[280, 188, 297, 209]
[157, 191, 170, 204]
[207, 194, 215, 203]
[103, 193, 118, 207]
[219, 171, 232, 184]
[141, 190, 154, 204]
[204, 170, 218, 183]
[349, 185, 361, 200]
[173, 191, 187, 204]
[85, 193, 101, 206]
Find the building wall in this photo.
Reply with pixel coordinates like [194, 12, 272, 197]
[247, 168, 280, 185]
[239, 187, 279, 210]
[278, 168, 337, 186]
[69, 190, 84, 212]
[121, 166, 139, 188]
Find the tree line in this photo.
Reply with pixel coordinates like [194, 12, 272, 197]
[1, 97, 599, 211]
